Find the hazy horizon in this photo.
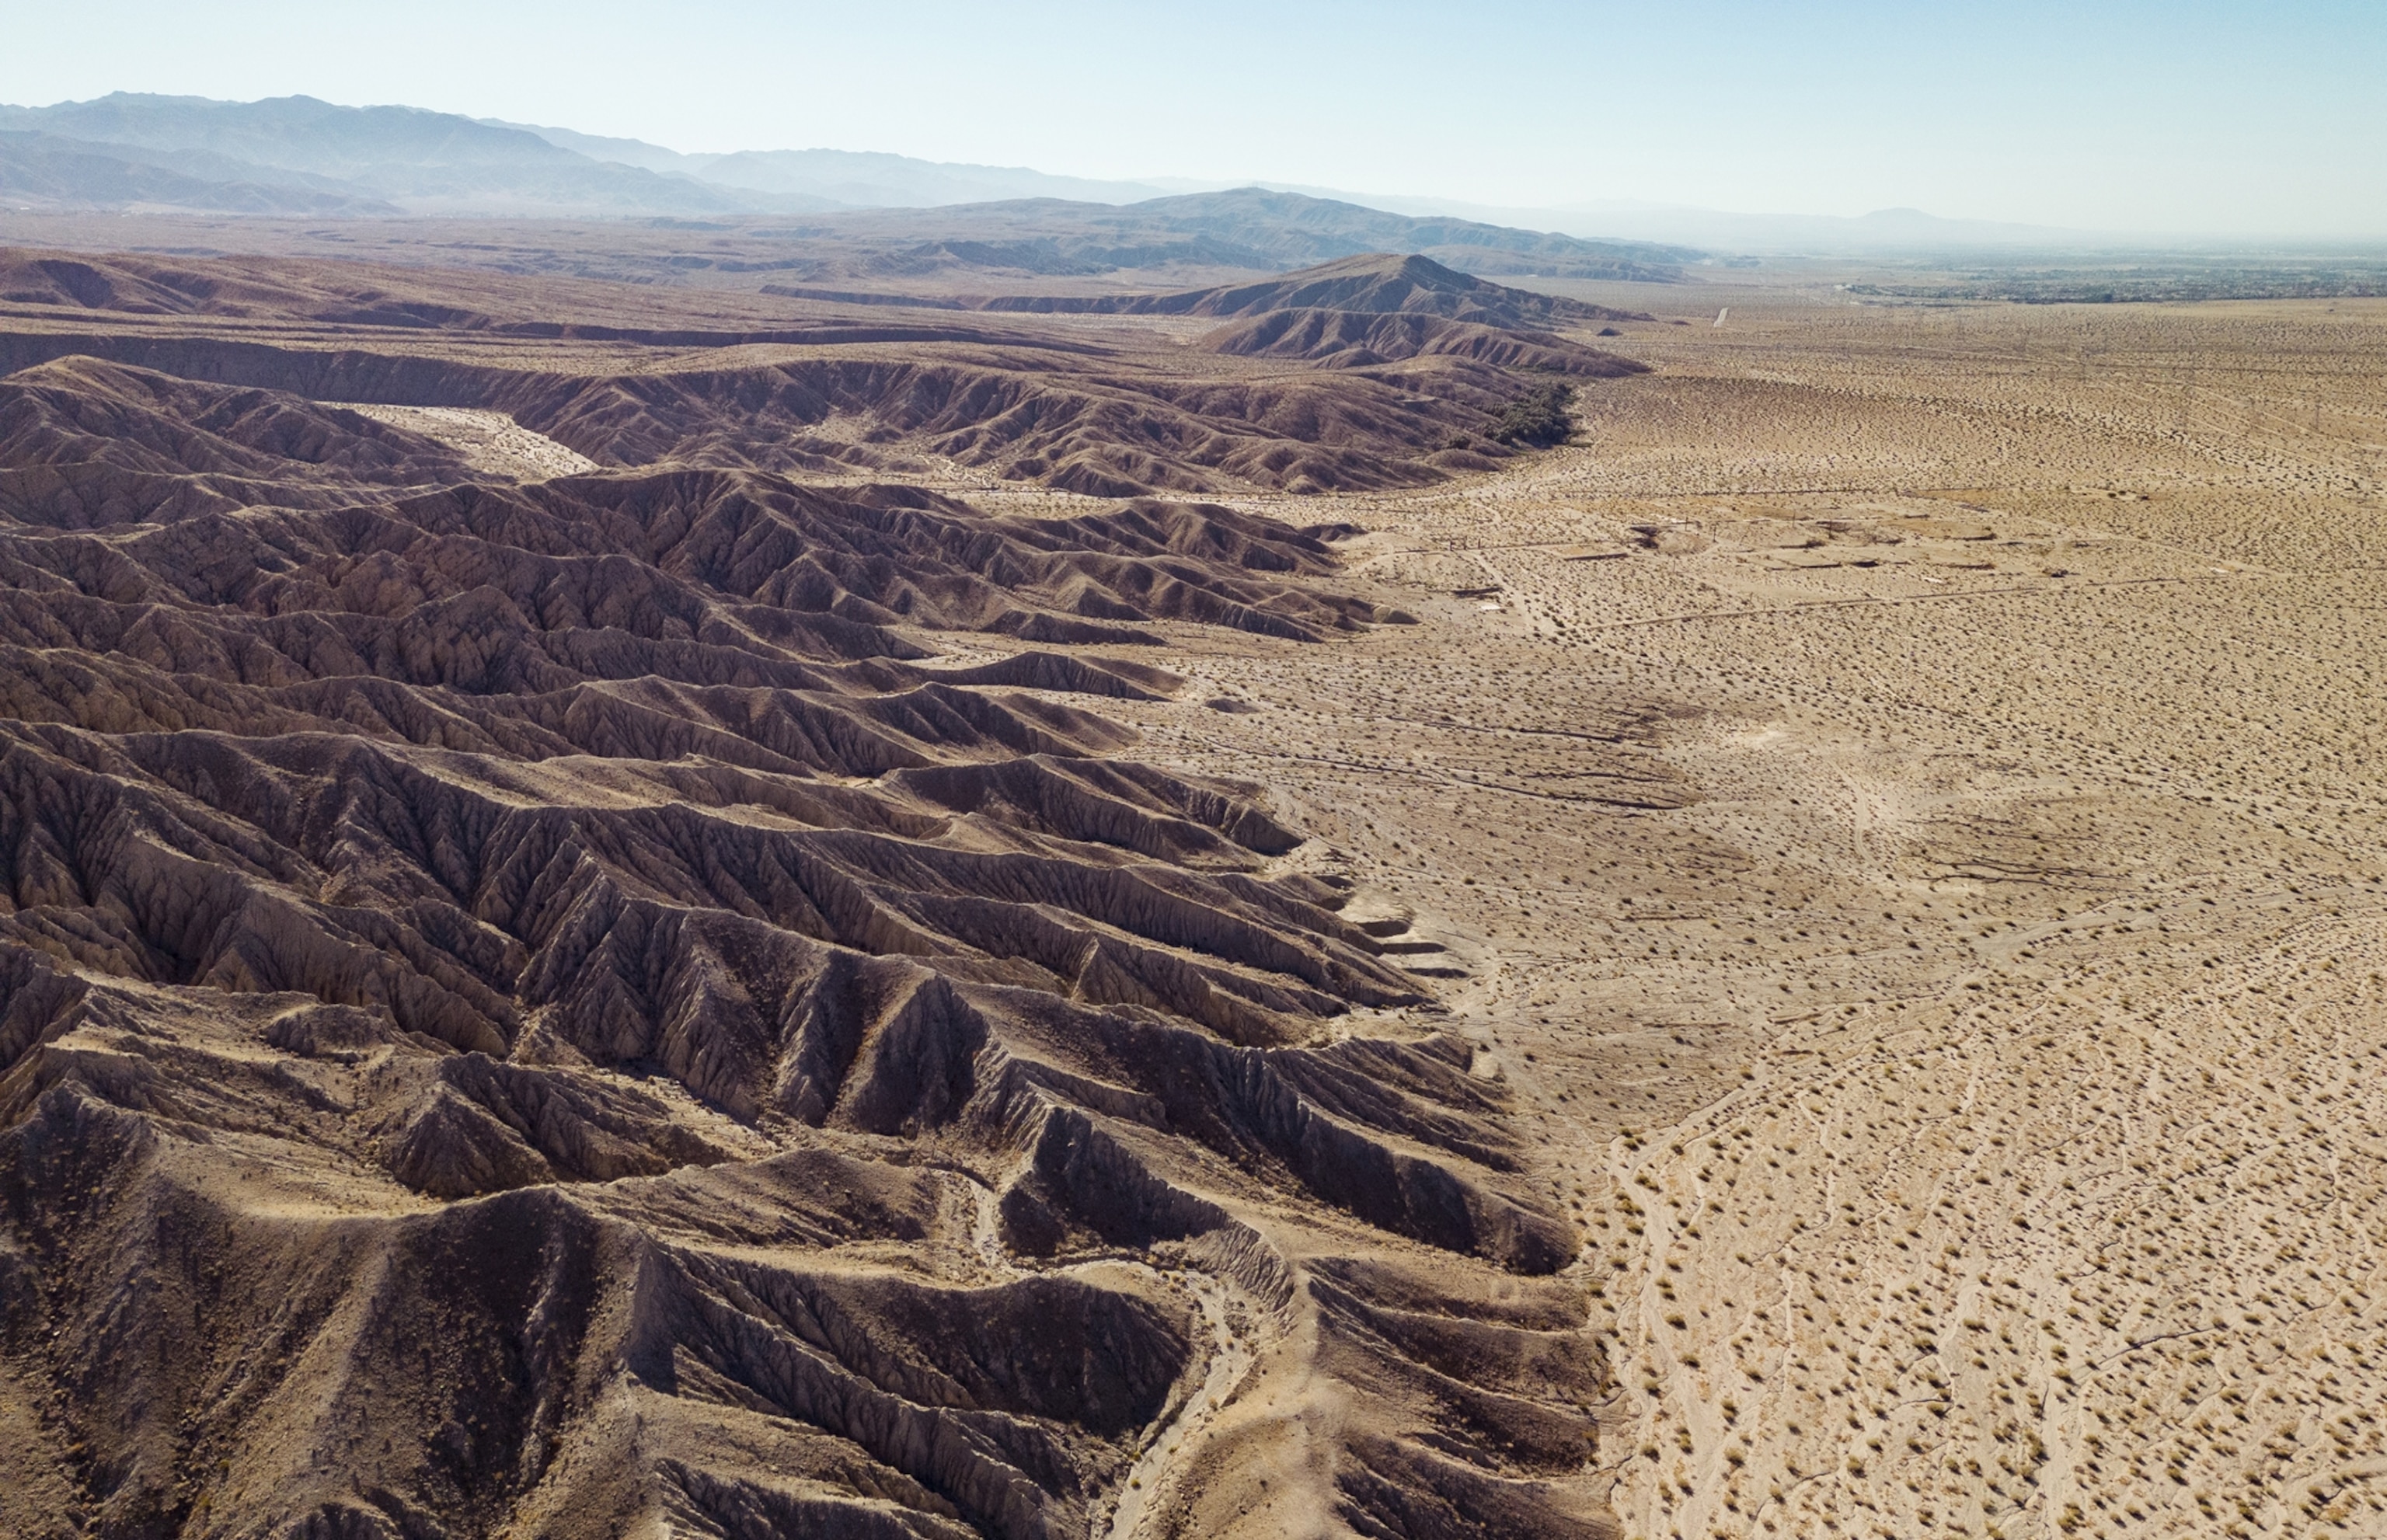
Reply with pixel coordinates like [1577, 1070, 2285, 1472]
[4, 0, 2382, 240]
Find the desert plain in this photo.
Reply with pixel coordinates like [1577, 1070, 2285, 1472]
[0, 219, 2382, 1540]
[1121, 283, 2387, 1540]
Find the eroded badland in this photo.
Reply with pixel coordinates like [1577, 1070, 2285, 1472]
[0, 231, 2383, 1540]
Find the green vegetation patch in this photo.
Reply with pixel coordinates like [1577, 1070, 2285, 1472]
[1487, 382, 1577, 448]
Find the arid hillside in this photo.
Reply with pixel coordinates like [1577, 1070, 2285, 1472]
[0, 246, 1654, 500]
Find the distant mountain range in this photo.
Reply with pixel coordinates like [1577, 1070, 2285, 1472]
[0, 95, 1697, 280]
[1273, 190, 2095, 253]
[0, 93, 2209, 258]
[0, 95, 782, 218]
[489, 120, 1184, 210]
[0, 94, 1202, 216]
[751, 189, 1695, 280]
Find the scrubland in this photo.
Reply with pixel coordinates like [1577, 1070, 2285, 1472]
[1111, 286, 2387, 1540]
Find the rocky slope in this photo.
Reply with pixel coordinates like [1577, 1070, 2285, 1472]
[0, 348, 1607, 1538]
[979, 253, 1653, 326]
[0, 248, 1650, 500]
[1198, 308, 1644, 375]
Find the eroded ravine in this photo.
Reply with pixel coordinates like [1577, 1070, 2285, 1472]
[1099, 1267, 1261, 1540]
[0, 345, 1595, 1540]
[959, 1172, 1263, 1540]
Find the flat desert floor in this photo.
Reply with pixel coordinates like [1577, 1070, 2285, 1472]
[1083, 287, 2387, 1540]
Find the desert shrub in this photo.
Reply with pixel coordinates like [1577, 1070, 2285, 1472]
[1487, 382, 1574, 447]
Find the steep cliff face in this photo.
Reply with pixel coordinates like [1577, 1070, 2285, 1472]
[0, 358, 1603, 1539]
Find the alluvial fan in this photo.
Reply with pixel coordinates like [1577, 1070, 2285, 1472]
[0, 355, 1603, 1539]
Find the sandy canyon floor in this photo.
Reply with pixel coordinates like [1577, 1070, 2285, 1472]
[1094, 286, 2387, 1540]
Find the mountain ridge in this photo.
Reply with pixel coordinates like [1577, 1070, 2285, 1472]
[483, 120, 1184, 209]
[0, 95, 1698, 279]
[973, 251, 1657, 323]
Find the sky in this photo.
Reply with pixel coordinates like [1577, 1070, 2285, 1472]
[4, 0, 2382, 237]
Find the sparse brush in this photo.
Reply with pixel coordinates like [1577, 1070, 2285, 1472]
[1488, 382, 1576, 447]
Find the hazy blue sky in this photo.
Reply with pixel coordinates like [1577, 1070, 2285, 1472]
[6, 0, 2381, 235]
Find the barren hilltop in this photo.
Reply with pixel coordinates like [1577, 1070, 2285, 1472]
[0, 196, 2383, 1540]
